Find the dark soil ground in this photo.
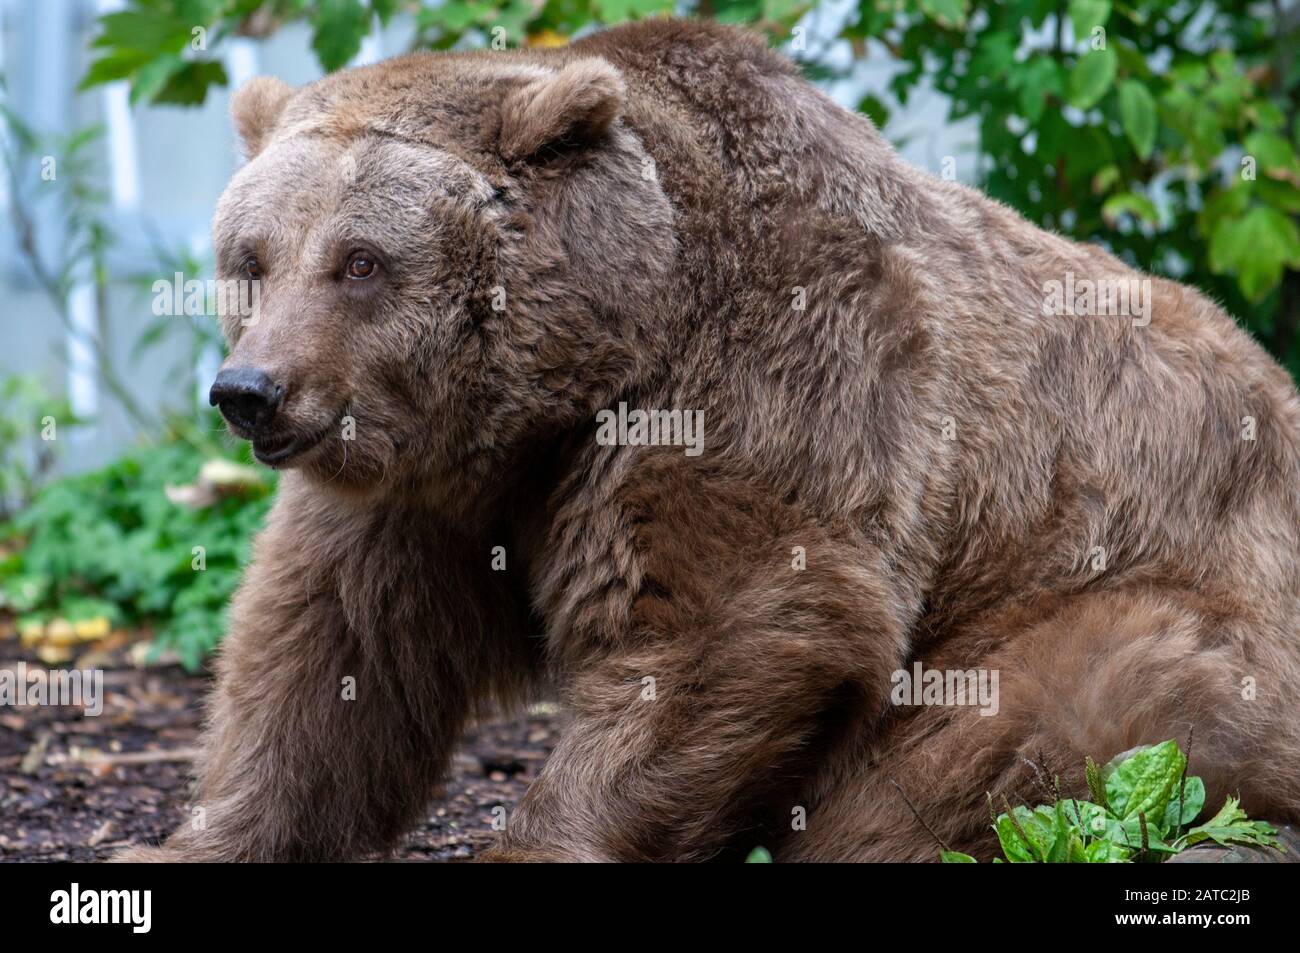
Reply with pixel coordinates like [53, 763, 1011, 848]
[4, 636, 1297, 863]
[0, 640, 556, 863]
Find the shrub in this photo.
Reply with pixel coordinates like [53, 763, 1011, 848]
[0, 422, 273, 671]
[942, 740, 1281, 863]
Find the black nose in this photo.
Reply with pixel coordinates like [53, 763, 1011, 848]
[209, 368, 284, 434]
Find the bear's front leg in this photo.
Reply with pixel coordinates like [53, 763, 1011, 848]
[117, 482, 536, 862]
[487, 454, 911, 862]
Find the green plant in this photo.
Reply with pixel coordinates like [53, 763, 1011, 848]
[0, 416, 274, 670]
[853, 1, 1300, 375]
[0, 374, 83, 520]
[941, 739, 1281, 863]
[0, 85, 163, 434]
[81, 1, 1300, 377]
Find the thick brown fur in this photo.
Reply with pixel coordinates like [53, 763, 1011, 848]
[120, 19, 1300, 862]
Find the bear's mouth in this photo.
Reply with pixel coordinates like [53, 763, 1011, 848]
[252, 425, 330, 467]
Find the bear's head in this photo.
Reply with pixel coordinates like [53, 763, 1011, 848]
[209, 53, 675, 501]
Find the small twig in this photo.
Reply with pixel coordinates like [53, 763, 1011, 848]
[890, 778, 952, 853]
[20, 731, 51, 774]
[48, 747, 200, 767]
[1176, 724, 1195, 839]
[1001, 794, 1045, 862]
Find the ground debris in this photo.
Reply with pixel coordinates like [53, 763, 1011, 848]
[1, 640, 557, 862]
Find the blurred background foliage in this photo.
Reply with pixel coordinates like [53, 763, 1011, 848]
[2, 0, 1298, 667]
[83, 0, 1300, 373]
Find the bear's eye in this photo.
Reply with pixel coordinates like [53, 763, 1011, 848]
[242, 255, 262, 280]
[346, 253, 377, 280]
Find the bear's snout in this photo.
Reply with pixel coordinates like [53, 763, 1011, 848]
[210, 367, 285, 436]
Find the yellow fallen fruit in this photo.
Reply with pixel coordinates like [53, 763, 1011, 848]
[74, 617, 112, 641]
[19, 621, 45, 646]
[37, 643, 74, 665]
[45, 618, 77, 646]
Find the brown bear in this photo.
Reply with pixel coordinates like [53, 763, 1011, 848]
[123, 18, 1300, 862]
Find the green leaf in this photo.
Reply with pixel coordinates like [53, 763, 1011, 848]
[312, 0, 371, 72]
[149, 60, 229, 106]
[91, 10, 192, 54]
[1199, 182, 1251, 239]
[995, 809, 1040, 862]
[1091, 165, 1121, 196]
[858, 93, 890, 129]
[1211, 206, 1300, 301]
[1068, 0, 1111, 42]
[79, 48, 155, 90]
[1012, 56, 1063, 123]
[941, 850, 978, 862]
[370, 0, 400, 25]
[1085, 839, 1132, 862]
[1163, 775, 1206, 831]
[1103, 741, 1185, 822]
[1118, 80, 1157, 160]
[130, 54, 186, 105]
[995, 805, 1067, 863]
[918, 0, 969, 29]
[1069, 46, 1117, 110]
[1102, 191, 1159, 226]
[1244, 132, 1300, 175]
[1176, 796, 1280, 851]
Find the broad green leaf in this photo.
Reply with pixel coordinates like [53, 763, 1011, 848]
[1068, 0, 1111, 42]
[995, 809, 1041, 862]
[1244, 132, 1300, 175]
[79, 48, 154, 90]
[1250, 100, 1286, 132]
[1013, 56, 1062, 123]
[1209, 48, 1237, 80]
[995, 805, 1065, 862]
[1066, 832, 1088, 863]
[1118, 80, 1157, 160]
[1198, 183, 1251, 239]
[150, 60, 228, 106]
[371, 0, 400, 25]
[91, 10, 192, 53]
[1103, 741, 1185, 822]
[1255, 177, 1300, 213]
[1162, 775, 1206, 831]
[1102, 192, 1159, 226]
[918, 0, 969, 29]
[1212, 206, 1300, 300]
[1169, 61, 1209, 88]
[312, 0, 371, 72]
[1085, 839, 1131, 862]
[130, 54, 186, 105]
[941, 851, 978, 862]
[857, 93, 890, 129]
[1069, 46, 1117, 110]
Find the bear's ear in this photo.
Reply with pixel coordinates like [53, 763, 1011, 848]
[231, 76, 295, 159]
[495, 58, 624, 163]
